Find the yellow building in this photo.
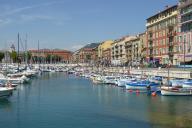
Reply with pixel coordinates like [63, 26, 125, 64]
[98, 40, 113, 60]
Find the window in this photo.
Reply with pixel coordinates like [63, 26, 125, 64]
[163, 30, 165, 36]
[180, 45, 183, 52]
[159, 48, 162, 55]
[163, 48, 165, 54]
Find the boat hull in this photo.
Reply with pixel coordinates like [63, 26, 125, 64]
[0, 87, 14, 98]
[161, 86, 192, 96]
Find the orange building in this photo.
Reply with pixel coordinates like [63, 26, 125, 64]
[73, 43, 100, 64]
[29, 49, 72, 63]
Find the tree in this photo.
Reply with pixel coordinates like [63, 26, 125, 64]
[27, 51, 32, 62]
[46, 54, 51, 63]
[0, 52, 4, 62]
[10, 51, 17, 63]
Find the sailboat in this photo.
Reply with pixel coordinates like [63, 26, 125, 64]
[0, 36, 19, 98]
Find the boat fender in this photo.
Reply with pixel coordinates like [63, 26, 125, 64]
[151, 92, 157, 97]
[128, 90, 133, 93]
[136, 90, 140, 93]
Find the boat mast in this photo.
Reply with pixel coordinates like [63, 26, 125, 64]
[5, 42, 8, 75]
[25, 34, 28, 68]
[38, 40, 40, 70]
[184, 37, 186, 69]
[17, 33, 20, 72]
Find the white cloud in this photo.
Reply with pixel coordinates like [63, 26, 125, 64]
[0, 18, 12, 26]
[0, 1, 65, 17]
[20, 14, 53, 22]
[0, 0, 72, 26]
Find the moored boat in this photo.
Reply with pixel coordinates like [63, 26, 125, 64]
[103, 76, 120, 85]
[161, 86, 192, 96]
[0, 86, 14, 98]
[125, 80, 160, 92]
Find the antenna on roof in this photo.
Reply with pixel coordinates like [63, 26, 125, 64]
[165, 5, 169, 9]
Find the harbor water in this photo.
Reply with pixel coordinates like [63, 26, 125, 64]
[0, 73, 192, 128]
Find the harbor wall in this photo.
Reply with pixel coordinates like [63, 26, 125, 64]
[6, 63, 191, 79]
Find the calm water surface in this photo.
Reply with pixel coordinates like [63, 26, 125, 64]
[0, 73, 192, 128]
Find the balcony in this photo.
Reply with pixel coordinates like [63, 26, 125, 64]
[149, 43, 153, 48]
[149, 54, 153, 57]
[168, 42, 174, 46]
[179, 0, 192, 9]
[180, 19, 192, 25]
[167, 31, 176, 37]
[168, 51, 174, 56]
[167, 23, 174, 29]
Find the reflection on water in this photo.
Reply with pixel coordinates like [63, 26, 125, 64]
[148, 96, 192, 128]
[93, 83, 192, 127]
[0, 73, 191, 128]
[0, 99, 11, 110]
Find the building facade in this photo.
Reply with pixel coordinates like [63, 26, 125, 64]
[111, 36, 136, 65]
[139, 32, 147, 64]
[111, 38, 126, 65]
[178, 0, 192, 64]
[71, 50, 80, 63]
[98, 40, 113, 66]
[29, 49, 72, 63]
[78, 43, 100, 64]
[146, 5, 180, 65]
[125, 36, 139, 66]
[131, 37, 141, 66]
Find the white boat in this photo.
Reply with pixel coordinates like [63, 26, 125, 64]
[92, 75, 104, 84]
[182, 81, 192, 88]
[5, 75, 30, 84]
[161, 86, 192, 96]
[103, 76, 120, 85]
[117, 78, 128, 87]
[117, 78, 136, 87]
[0, 87, 14, 98]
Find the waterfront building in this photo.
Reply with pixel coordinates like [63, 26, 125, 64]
[98, 40, 113, 66]
[111, 36, 136, 66]
[131, 37, 141, 66]
[139, 32, 147, 64]
[102, 48, 111, 66]
[124, 36, 139, 66]
[71, 50, 80, 64]
[178, 0, 192, 64]
[146, 5, 180, 65]
[29, 49, 72, 63]
[92, 46, 99, 66]
[78, 43, 100, 64]
[111, 38, 126, 66]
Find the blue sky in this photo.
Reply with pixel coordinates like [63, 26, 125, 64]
[0, 0, 178, 51]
